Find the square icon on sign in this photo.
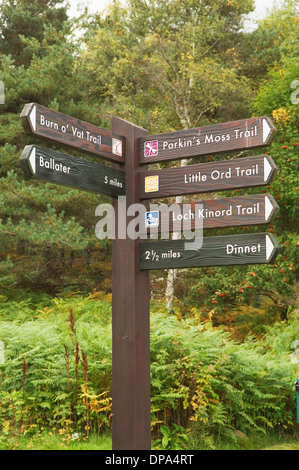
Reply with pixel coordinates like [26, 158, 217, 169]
[144, 140, 158, 157]
[112, 138, 123, 156]
[145, 211, 159, 228]
[145, 175, 159, 193]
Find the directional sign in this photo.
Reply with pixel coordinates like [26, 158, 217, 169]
[139, 154, 277, 199]
[140, 233, 281, 270]
[141, 194, 279, 234]
[20, 103, 125, 164]
[20, 145, 126, 197]
[139, 116, 276, 164]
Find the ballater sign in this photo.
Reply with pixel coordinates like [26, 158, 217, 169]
[20, 145, 126, 197]
[20, 103, 125, 164]
[139, 116, 276, 164]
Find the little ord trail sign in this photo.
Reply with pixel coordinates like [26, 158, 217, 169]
[20, 103, 280, 450]
[140, 154, 277, 199]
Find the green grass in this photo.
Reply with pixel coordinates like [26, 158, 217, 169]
[262, 440, 299, 451]
[0, 432, 112, 450]
[1, 431, 298, 450]
[263, 443, 299, 450]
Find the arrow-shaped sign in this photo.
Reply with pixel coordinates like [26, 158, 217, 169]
[263, 118, 272, 144]
[264, 157, 273, 182]
[29, 146, 36, 174]
[139, 116, 276, 164]
[139, 154, 277, 200]
[29, 104, 36, 131]
[140, 233, 281, 270]
[20, 145, 126, 197]
[265, 195, 274, 220]
[266, 234, 277, 261]
[20, 103, 125, 164]
[142, 194, 279, 234]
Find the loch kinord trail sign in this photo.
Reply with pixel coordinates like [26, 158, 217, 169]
[142, 194, 279, 233]
[19, 104, 280, 451]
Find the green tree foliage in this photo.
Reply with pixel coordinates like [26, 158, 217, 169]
[0, 0, 69, 67]
[239, 0, 299, 81]
[81, 0, 255, 132]
[0, 1, 111, 293]
[247, 0, 299, 315]
[165, 1, 299, 326]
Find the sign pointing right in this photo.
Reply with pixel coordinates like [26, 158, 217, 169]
[140, 154, 277, 199]
[263, 118, 272, 143]
[139, 116, 276, 164]
[140, 233, 281, 270]
[142, 194, 279, 234]
[266, 234, 277, 261]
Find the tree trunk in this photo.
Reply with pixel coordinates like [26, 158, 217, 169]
[165, 159, 187, 312]
[165, 267, 176, 313]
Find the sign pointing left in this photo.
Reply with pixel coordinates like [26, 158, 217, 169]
[20, 145, 126, 197]
[20, 103, 125, 164]
[29, 146, 36, 173]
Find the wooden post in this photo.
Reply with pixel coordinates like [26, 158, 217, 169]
[111, 117, 151, 450]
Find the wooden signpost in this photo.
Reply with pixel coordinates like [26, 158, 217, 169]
[142, 194, 279, 234]
[110, 117, 151, 451]
[140, 233, 280, 270]
[139, 116, 276, 164]
[19, 103, 280, 451]
[20, 145, 126, 197]
[20, 102, 125, 164]
[139, 154, 277, 199]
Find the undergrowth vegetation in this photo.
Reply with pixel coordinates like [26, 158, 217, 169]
[0, 292, 298, 450]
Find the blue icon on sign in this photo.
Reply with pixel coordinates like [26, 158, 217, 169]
[145, 211, 159, 228]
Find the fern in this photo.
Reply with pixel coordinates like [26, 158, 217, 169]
[0, 296, 297, 442]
